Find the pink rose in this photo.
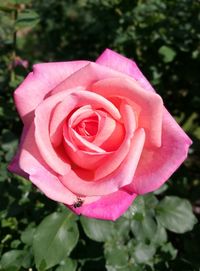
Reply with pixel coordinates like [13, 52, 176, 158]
[8, 49, 192, 220]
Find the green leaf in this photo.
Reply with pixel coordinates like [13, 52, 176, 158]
[114, 217, 130, 240]
[80, 216, 114, 242]
[0, 250, 26, 271]
[131, 214, 157, 242]
[21, 248, 33, 269]
[21, 224, 36, 245]
[33, 212, 79, 270]
[105, 247, 129, 269]
[151, 223, 167, 245]
[0, 163, 8, 182]
[129, 196, 145, 221]
[133, 243, 156, 264]
[144, 194, 158, 210]
[156, 196, 197, 233]
[56, 258, 77, 271]
[15, 9, 40, 30]
[158, 45, 176, 63]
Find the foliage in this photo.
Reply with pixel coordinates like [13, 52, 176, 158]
[0, 0, 199, 270]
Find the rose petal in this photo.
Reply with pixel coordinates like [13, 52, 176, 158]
[36, 89, 121, 175]
[13, 123, 78, 205]
[126, 109, 192, 194]
[60, 128, 145, 196]
[69, 190, 137, 221]
[94, 103, 136, 180]
[14, 61, 89, 123]
[67, 107, 123, 152]
[50, 62, 130, 96]
[34, 92, 78, 175]
[91, 77, 163, 148]
[63, 102, 135, 175]
[96, 48, 154, 92]
[93, 110, 125, 151]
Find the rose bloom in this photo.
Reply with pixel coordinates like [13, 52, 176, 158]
[8, 49, 192, 220]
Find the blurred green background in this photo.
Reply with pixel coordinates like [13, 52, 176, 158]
[0, 0, 200, 270]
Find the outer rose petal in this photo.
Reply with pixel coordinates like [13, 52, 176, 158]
[69, 190, 137, 221]
[49, 61, 131, 95]
[14, 61, 89, 123]
[96, 48, 154, 92]
[12, 123, 78, 205]
[126, 109, 192, 194]
[96, 49, 192, 194]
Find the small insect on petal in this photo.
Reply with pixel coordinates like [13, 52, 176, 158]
[73, 197, 84, 208]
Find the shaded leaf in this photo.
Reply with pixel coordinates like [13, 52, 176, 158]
[105, 247, 129, 269]
[156, 196, 197, 233]
[158, 45, 176, 62]
[80, 216, 114, 242]
[21, 224, 36, 245]
[33, 212, 79, 270]
[0, 250, 26, 271]
[15, 9, 40, 30]
[131, 214, 157, 242]
[56, 258, 77, 271]
[133, 243, 156, 264]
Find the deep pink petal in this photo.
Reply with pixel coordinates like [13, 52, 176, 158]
[96, 48, 154, 92]
[14, 61, 89, 123]
[69, 190, 137, 221]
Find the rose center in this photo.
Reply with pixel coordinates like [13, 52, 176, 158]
[75, 116, 98, 137]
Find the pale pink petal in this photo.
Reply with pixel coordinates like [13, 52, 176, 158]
[69, 190, 137, 221]
[14, 61, 89, 124]
[126, 109, 192, 194]
[12, 123, 78, 205]
[34, 92, 79, 175]
[60, 128, 145, 196]
[91, 77, 163, 148]
[96, 48, 154, 92]
[50, 62, 130, 96]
